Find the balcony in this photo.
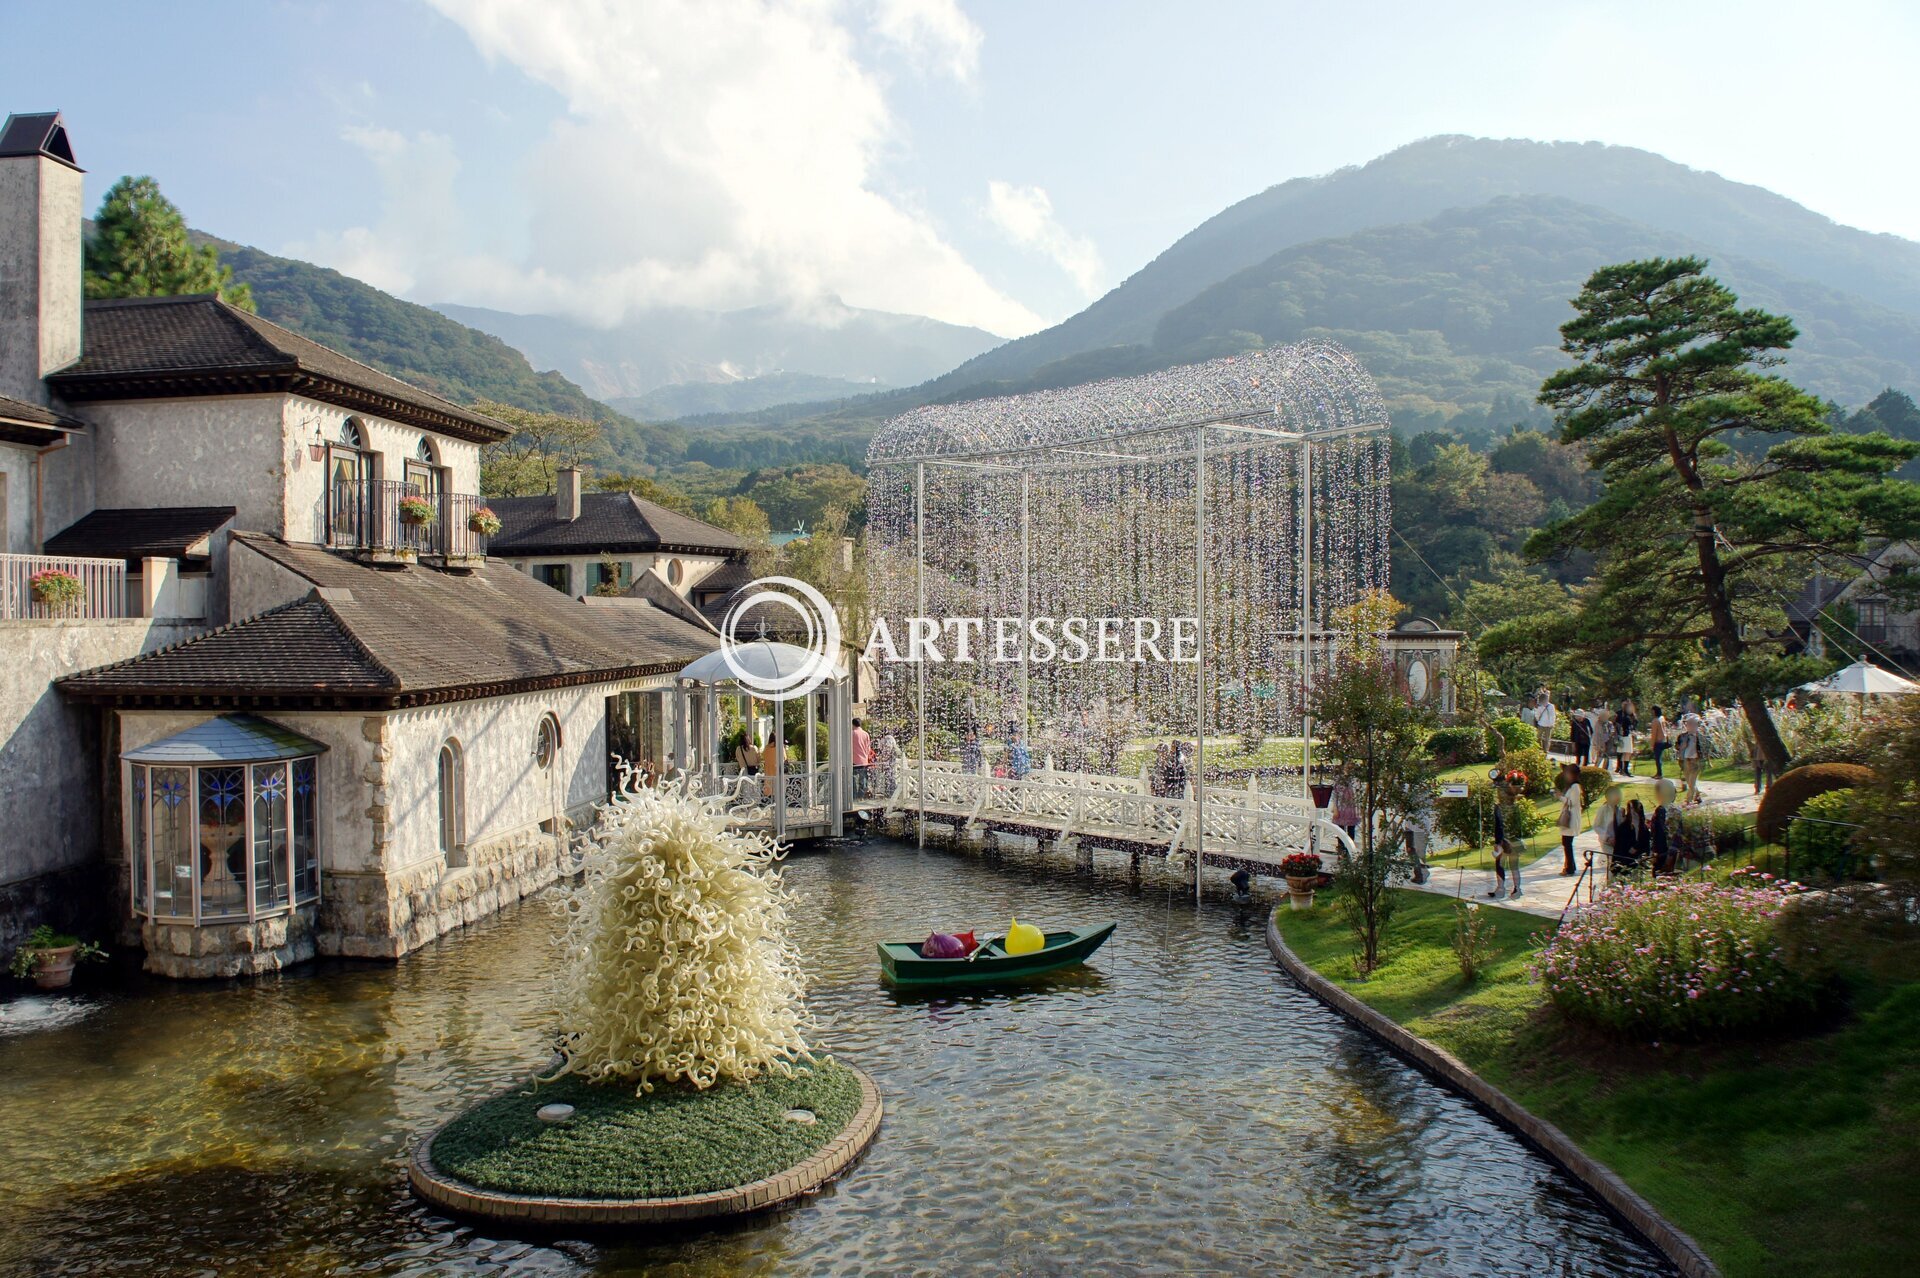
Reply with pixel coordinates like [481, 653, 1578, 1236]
[327, 480, 490, 566]
[1, 552, 130, 620]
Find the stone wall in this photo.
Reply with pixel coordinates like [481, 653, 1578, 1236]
[0, 617, 204, 950]
[86, 396, 287, 535]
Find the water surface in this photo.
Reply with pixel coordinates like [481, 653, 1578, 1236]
[0, 836, 1669, 1276]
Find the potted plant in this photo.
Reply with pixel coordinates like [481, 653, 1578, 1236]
[8, 925, 106, 990]
[467, 506, 502, 536]
[1280, 852, 1322, 909]
[28, 568, 84, 612]
[398, 494, 438, 527]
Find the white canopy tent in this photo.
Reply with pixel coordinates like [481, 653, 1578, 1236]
[1797, 660, 1920, 697]
[674, 642, 854, 839]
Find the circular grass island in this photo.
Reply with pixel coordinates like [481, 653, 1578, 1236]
[411, 1058, 882, 1227]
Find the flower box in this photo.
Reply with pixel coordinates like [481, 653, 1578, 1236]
[29, 568, 84, 609]
[398, 495, 438, 527]
[467, 507, 502, 536]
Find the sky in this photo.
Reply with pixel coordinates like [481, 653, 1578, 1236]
[8, 0, 1920, 338]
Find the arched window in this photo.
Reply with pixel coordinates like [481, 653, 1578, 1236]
[534, 714, 561, 770]
[437, 739, 465, 859]
[328, 419, 372, 545]
[340, 417, 366, 448]
[416, 436, 438, 464]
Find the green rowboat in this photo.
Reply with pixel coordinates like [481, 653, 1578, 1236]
[878, 923, 1116, 988]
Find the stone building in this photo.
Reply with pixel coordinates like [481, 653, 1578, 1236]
[0, 110, 719, 973]
[487, 473, 744, 599]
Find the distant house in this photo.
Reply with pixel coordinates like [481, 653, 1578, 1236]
[0, 110, 720, 976]
[486, 469, 745, 598]
[1788, 541, 1920, 671]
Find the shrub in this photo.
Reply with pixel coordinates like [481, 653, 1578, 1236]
[1671, 809, 1752, 864]
[1425, 725, 1488, 767]
[1501, 744, 1554, 798]
[1756, 763, 1876, 843]
[546, 789, 810, 1092]
[1531, 871, 1829, 1039]
[1436, 777, 1544, 848]
[1451, 902, 1495, 983]
[1786, 788, 1864, 881]
[1787, 741, 1871, 770]
[1576, 766, 1613, 806]
[1490, 715, 1535, 753]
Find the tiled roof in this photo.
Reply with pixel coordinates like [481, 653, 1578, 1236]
[58, 596, 397, 699]
[487, 491, 744, 557]
[0, 392, 81, 429]
[44, 506, 235, 566]
[59, 534, 719, 706]
[689, 558, 755, 599]
[46, 295, 511, 443]
[623, 570, 719, 632]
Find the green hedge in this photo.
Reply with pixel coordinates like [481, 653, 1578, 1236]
[1786, 789, 1864, 881]
[1437, 777, 1544, 848]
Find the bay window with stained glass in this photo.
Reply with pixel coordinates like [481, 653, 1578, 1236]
[123, 716, 326, 926]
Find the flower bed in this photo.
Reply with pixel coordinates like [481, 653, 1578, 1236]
[1531, 870, 1829, 1039]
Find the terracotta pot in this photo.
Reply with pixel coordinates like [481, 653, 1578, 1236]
[26, 944, 78, 990]
[400, 510, 433, 527]
[1286, 876, 1317, 910]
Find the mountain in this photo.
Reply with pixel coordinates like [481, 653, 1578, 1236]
[608, 371, 895, 422]
[433, 299, 1002, 405]
[925, 135, 1920, 400]
[204, 236, 687, 467]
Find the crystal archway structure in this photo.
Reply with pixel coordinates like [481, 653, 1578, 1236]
[864, 341, 1392, 895]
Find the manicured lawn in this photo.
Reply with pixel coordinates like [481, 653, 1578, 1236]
[1274, 891, 1920, 1278]
[430, 1059, 863, 1199]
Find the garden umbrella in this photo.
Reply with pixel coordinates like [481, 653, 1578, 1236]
[1796, 661, 1919, 697]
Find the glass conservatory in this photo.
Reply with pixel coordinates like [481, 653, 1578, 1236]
[125, 715, 324, 924]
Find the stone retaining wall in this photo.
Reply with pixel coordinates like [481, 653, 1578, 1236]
[1264, 912, 1720, 1278]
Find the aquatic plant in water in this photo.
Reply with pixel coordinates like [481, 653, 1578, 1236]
[546, 788, 811, 1092]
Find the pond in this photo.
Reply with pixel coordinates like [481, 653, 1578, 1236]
[0, 835, 1671, 1276]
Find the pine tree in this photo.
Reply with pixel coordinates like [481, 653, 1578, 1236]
[83, 176, 254, 311]
[1530, 258, 1920, 772]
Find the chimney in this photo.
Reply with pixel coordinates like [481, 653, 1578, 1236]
[556, 466, 582, 521]
[0, 112, 84, 405]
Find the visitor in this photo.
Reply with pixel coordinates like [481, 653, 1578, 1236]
[1404, 793, 1434, 885]
[1008, 727, 1032, 781]
[1487, 770, 1523, 901]
[1613, 799, 1650, 879]
[851, 717, 874, 798]
[1589, 705, 1615, 772]
[1229, 867, 1253, 903]
[1570, 704, 1592, 766]
[1652, 778, 1679, 873]
[1592, 783, 1623, 883]
[1535, 692, 1558, 754]
[1675, 710, 1706, 807]
[1152, 742, 1172, 797]
[1332, 775, 1359, 842]
[1164, 741, 1189, 796]
[1556, 762, 1582, 876]
[875, 734, 898, 797]
[1649, 705, 1669, 779]
[1520, 694, 1539, 743]
[760, 731, 785, 800]
[1613, 698, 1638, 776]
[961, 724, 983, 775]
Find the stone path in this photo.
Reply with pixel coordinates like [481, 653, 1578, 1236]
[1410, 769, 1762, 921]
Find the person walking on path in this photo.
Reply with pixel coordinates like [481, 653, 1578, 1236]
[1592, 783, 1623, 883]
[851, 717, 875, 796]
[1332, 775, 1360, 842]
[1487, 769, 1525, 901]
[1556, 762, 1583, 875]
[1570, 706, 1592, 766]
[1613, 699, 1638, 776]
[1675, 711, 1706, 807]
[1534, 693, 1558, 754]
[1649, 706, 1669, 779]
[1590, 708, 1615, 775]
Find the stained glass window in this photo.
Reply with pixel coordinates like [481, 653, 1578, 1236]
[292, 759, 318, 903]
[252, 763, 290, 913]
[199, 766, 247, 919]
[150, 767, 194, 919]
[130, 766, 148, 914]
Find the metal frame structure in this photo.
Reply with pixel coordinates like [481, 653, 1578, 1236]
[865, 342, 1392, 898]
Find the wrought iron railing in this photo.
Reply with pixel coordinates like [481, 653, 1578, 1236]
[328, 479, 490, 559]
[0, 552, 129, 620]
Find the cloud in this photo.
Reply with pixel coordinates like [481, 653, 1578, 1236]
[985, 180, 1104, 297]
[868, 0, 981, 81]
[296, 0, 1037, 337]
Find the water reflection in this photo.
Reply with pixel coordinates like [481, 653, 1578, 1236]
[0, 836, 1670, 1276]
